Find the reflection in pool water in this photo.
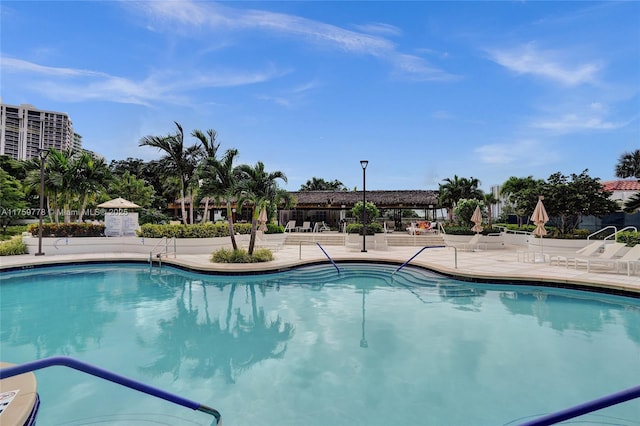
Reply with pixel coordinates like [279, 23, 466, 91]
[1, 263, 639, 425]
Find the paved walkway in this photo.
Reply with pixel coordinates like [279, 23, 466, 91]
[2, 244, 638, 295]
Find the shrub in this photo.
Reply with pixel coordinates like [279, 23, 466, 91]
[1, 225, 28, 241]
[28, 223, 105, 237]
[345, 223, 383, 235]
[617, 231, 640, 246]
[210, 247, 274, 263]
[0, 236, 28, 256]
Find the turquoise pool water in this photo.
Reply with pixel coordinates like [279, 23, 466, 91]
[1, 263, 639, 425]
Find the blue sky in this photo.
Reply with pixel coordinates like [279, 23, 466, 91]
[2, 1, 638, 192]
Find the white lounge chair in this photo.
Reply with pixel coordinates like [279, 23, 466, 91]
[572, 242, 627, 270]
[586, 244, 640, 275]
[297, 221, 312, 232]
[314, 221, 330, 232]
[284, 220, 297, 232]
[459, 234, 487, 251]
[549, 241, 603, 267]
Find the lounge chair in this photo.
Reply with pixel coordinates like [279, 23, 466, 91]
[284, 220, 297, 232]
[549, 241, 604, 267]
[459, 234, 487, 251]
[314, 221, 330, 232]
[572, 242, 627, 270]
[585, 244, 640, 275]
[297, 221, 312, 232]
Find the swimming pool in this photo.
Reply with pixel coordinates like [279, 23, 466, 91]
[1, 263, 639, 425]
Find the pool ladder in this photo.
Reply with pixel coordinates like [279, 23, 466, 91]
[149, 237, 177, 267]
[0, 356, 221, 424]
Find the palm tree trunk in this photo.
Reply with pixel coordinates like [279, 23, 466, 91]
[201, 198, 210, 223]
[226, 202, 238, 250]
[180, 188, 187, 225]
[248, 209, 257, 255]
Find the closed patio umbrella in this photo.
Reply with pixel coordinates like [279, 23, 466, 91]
[531, 196, 549, 237]
[531, 196, 549, 259]
[258, 207, 268, 232]
[471, 205, 483, 233]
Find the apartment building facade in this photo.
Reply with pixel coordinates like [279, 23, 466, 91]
[0, 103, 74, 160]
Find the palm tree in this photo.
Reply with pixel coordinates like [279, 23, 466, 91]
[75, 152, 110, 222]
[45, 148, 76, 224]
[235, 161, 287, 254]
[615, 149, 640, 179]
[483, 192, 498, 227]
[200, 148, 241, 250]
[299, 177, 346, 191]
[139, 122, 203, 224]
[615, 149, 640, 213]
[192, 129, 220, 223]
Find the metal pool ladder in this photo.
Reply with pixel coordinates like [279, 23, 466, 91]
[149, 237, 177, 267]
[0, 356, 222, 424]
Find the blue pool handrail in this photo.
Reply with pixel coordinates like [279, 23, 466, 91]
[520, 384, 640, 426]
[316, 242, 340, 274]
[0, 356, 221, 424]
[393, 245, 446, 274]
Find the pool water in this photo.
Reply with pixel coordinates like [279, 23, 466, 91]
[1, 263, 639, 425]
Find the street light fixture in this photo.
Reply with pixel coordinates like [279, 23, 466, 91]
[360, 160, 368, 253]
[36, 148, 49, 256]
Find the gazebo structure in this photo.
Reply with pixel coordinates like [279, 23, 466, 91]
[280, 190, 440, 230]
[169, 190, 441, 230]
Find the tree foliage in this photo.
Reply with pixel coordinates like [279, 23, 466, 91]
[351, 201, 379, 225]
[300, 177, 346, 191]
[542, 170, 617, 235]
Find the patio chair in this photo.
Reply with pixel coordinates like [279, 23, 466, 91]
[549, 241, 603, 267]
[297, 221, 312, 232]
[459, 234, 487, 251]
[314, 221, 331, 232]
[586, 244, 640, 275]
[572, 242, 627, 270]
[284, 220, 297, 232]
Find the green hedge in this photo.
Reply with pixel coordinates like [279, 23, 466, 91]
[345, 223, 383, 235]
[210, 248, 274, 263]
[443, 226, 503, 236]
[0, 236, 28, 256]
[617, 231, 640, 246]
[28, 223, 105, 237]
[138, 222, 284, 238]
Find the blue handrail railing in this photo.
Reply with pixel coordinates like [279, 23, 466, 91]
[520, 384, 640, 426]
[0, 356, 221, 424]
[316, 242, 340, 274]
[393, 245, 446, 274]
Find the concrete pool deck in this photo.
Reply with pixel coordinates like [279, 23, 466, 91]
[1, 243, 638, 296]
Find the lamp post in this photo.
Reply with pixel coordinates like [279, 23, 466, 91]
[360, 160, 368, 252]
[35, 148, 49, 256]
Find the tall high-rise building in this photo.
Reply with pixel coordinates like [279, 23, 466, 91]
[0, 103, 74, 160]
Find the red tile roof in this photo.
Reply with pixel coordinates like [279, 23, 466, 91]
[601, 180, 640, 191]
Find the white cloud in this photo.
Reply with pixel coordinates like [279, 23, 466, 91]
[487, 42, 601, 86]
[475, 140, 555, 166]
[1, 56, 285, 105]
[530, 102, 628, 133]
[128, 0, 455, 82]
[352, 22, 403, 37]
